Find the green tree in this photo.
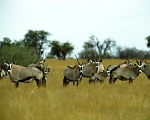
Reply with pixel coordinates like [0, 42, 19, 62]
[23, 30, 51, 58]
[49, 40, 62, 58]
[49, 40, 74, 59]
[0, 37, 12, 46]
[0, 38, 38, 66]
[61, 42, 74, 59]
[146, 35, 150, 47]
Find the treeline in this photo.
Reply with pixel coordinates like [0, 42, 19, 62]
[0, 30, 150, 66]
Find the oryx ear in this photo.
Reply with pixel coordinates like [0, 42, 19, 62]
[134, 64, 137, 66]
[99, 59, 102, 62]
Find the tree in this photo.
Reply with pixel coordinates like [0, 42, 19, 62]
[23, 30, 51, 58]
[89, 35, 116, 57]
[0, 37, 12, 46]
[0, 38, 38, 66]
[145, 35, 150, 47]
[48, 40, 74, 59]
[116, 46, 150, 59]
[78, 35, 116, 58]
[49, 40, 62, 58]
[61, 42, 74, 59]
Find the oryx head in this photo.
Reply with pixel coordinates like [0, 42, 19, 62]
[3, 62, 13, 77]
[74, 54, 84, 75]
[42, 65, 50, 77]
[136, 51, 149, 68]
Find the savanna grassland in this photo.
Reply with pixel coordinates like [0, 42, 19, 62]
[0, 59, 150, 120]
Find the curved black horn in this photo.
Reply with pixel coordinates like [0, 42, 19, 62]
[126, 58, 130, 63]
[74, 54, 80, 64]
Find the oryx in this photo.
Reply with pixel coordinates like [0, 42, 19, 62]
[89, 70, 110, 83]
[41, 65, 50, 86]
[140, 63, 150, 79]
[107, 59, 132, 72]
[63, 55, 84, 86]
[109, 64, 142, 84]
[82, 59, 104, 78]
[135, 51, 150, 79]
[3, 63, 45, 88]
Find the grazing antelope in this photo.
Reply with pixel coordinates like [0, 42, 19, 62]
[89, 70, 110, 83]
[3, 63, 45, 88]
[63, 55, 84, 86]
[109, 64, 142, 84]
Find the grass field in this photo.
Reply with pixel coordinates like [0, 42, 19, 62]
[0, 59, 150, 120]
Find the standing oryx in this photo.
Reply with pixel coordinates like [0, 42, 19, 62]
[140, 62, 150, 79]
[3, 62, 45, 88]
[109, 64, 142, 84]
[82, 59, 104, 78]
[41, 65, 50, 86]
[63, 55, 84, 86]
[107, 59, 132, 72]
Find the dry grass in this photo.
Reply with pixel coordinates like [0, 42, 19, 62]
[0, 59, 150, 120]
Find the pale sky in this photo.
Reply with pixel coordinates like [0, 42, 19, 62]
[0, 0, 150, 55]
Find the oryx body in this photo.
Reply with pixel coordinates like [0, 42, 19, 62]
[109, 65, 141, 84]
[5, 64, 44, 88]
[89, 70, 109, 83]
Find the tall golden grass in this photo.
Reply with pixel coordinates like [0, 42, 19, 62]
[0, 59, 150, 120]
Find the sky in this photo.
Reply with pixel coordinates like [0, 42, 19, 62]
[0, 0, 150, 56]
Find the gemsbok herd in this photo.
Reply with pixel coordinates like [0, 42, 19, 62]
[0, 53, 150, 88]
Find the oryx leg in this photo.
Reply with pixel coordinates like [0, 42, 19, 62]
[129, 79, 133, 84]
[34, 78, 42, 87]
[73, 81, 75, 86]
[100, 80, 104, 84]
[109, 76, 113, 84]
[76, 81, 79, 86]
[63, 76, 69, 86]
[42, 76, 46, 87]
[89, 78, 93, 83]
[15, 82, 19, 88]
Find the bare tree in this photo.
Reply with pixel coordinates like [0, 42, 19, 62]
[89, 35, 116, 57]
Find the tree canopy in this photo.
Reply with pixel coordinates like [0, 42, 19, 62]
[23, 30, 51, 58]
[49, 40, 74, 59]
